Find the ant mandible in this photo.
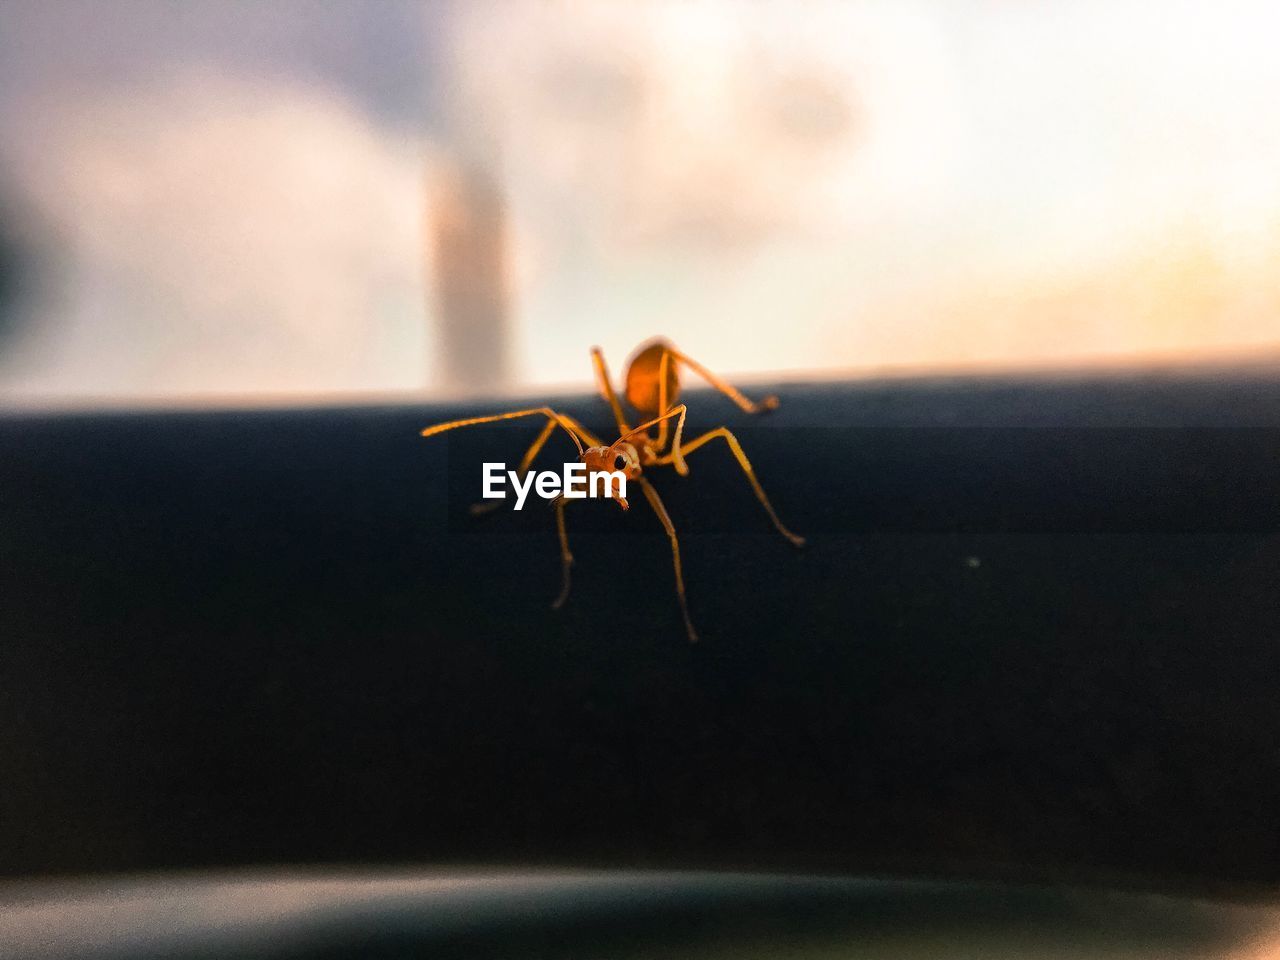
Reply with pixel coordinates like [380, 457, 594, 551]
[420, 338, 804, 641]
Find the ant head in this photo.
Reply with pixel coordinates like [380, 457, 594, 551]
[583, 442, 641, 477]
[582, 442, 641, 510]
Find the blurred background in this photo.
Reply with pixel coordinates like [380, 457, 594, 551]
[2, 0, 1280, 406]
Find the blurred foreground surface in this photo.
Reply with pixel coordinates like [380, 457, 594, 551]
[3, 871, 1280, 960]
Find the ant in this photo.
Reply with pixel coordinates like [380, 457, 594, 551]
[420, 338, 804, 641]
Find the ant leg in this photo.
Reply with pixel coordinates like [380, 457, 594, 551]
[422, 407, 591, 517]
[638, 478, 698, 642]
[620, 405, 688, 475]
[591, 347, 632, 437]
[666, 346, 779, 414]
[551, 495, 574, 610]
[469, 413, 605, 516]
[555, 414, 605, 449]
[421, 407, 586, 455]
[655, 348, 673, 453]
[661, 427, 805, 547]
[470, 417, 558, 516]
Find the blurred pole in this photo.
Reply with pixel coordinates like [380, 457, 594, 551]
[427, 157, 512, 394]
[426, 1, 512, 396]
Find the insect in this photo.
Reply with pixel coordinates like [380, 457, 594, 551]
[420, 338, 804, 641]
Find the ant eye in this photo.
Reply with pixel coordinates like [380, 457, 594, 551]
[613, 454, 628, 471]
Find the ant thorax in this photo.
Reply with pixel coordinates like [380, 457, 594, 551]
[626, 436, 656, 465]
[620, 440, 651, 474]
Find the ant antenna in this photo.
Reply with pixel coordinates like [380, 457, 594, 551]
[420, 407, 585, 457]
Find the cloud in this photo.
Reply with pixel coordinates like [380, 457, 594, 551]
[2, 70, 429, 399]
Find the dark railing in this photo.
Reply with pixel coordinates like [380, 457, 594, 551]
[3, 366, 1280, 891]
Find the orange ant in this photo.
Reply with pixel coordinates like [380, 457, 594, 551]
[420, 338, 804, 641]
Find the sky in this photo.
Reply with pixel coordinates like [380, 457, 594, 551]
[2, 0, 1280, 403]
